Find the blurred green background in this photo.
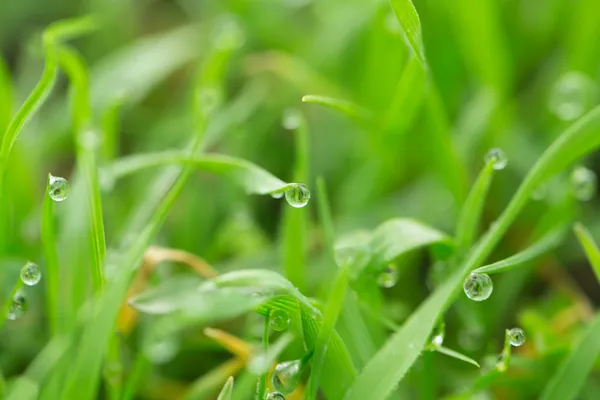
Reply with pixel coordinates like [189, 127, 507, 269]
[1, 0, 600, 399]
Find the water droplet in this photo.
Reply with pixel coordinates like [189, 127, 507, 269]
[271, 192, 284, 199]
[266, 392, 286, 400]
[144, 337, 179, 364]
[548, 71, 597, 121]
[270, 309, 291, 331]
[284, 183, 310, 208]
[282, 109, 301, 130]
[7, 291, 27, 320]
[430, 320, 445, 348]
[571, 166, 597, 201]
[20, 262, 41, 286]
[48, 175, 69, 202]
[377, 264, 399, 288]
[463, 272, 493, 301]
[271, 360, 302, 394]
[507, 327, 526, 347]
[484, 148, 507, 170]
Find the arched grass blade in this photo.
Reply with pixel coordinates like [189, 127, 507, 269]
[574, 223, 600, 283]
[103, 152, 296, 196]
[216, 376, 234, 400]
[302, 94, 371, 125]
[541, 313, 600, 400]
[343, 105, 600, 400]
[434, 346, 480, 368]
[389, 0, 426, 66]
[456, 160, 495, 252]
[306, 265, 349, 400]
[474, 226, 567, 275]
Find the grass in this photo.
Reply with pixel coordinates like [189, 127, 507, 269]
[2, 0, 600, 399]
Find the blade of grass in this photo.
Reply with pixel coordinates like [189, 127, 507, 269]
[0, 56, 12, 133]
[474, 226, 566, 275]
[306, 265, 349, 400]
[256, 311, 270, 400]
[281, 110, 309, 291]
[435, 347, 480, 368]
[540, 313, 600, 400]
[573, 223, 600, 282]
[455, 160, 495, 252]
[389, 0, 426, 66]
[41, 174, 60, 336]
[301, 94, 372, 125]
[344, 104, 600, 400]
[216, 377, 234, 400]
[183, 359, 243, 400]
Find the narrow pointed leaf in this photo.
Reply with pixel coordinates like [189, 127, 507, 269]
[41, 174, 60, 336]
[435, 346, 480, 368]
[574, 223, 600, 283]
[216, 377, 234, 400]
[302, 94, 371, 124]
[389, 0, 426, 65]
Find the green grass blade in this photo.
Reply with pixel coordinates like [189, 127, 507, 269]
[41, 174, 60, 336]
[344, 104, 600, 400]
[574, 223, 600, 283]
[301, 94, 371, 125]
[104, 152, 297, 196]
[316, 176, 335, 257]
[183, 359, 242, 400]
[474, 226, 566, 275]
[281, 110, 309, 291]
[389, 0, 426, 66]
[434, 346, 480, 368]
[455, 161, 495, 252]
[540, 313, 600, 400]
[0, 56, 12, 134]
[257, 312, 270, 400]
[306, 265, 349, 400]
[216, 377, 234, 400]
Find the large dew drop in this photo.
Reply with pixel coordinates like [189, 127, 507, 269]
[377, 264, 399, 288]
[507, 327, 526, 347]
[270, 309, 291, 332]
[571, 166, 597, 201]
[548, 71, 597, 121]
[266, 392, 286, 400]
[48, 175, 69, 202]
[484, 148, 507, 170]
[20, 262, 41, 286]
[271, 360, 302, 394]
[284, 183, 310, 208]
[463, 272, 493, 301]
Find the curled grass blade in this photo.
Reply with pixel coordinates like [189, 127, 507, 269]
[216, 376, 234, 400]
[41, 174, 60, 336]
[474, 226, 567, 275]
[573, 223, 600, 283]
[344, 105, 600, 400]
[434, 346, 480, 368]
[455, 160, 495, 252]
[306, 265, 349, 400]
[540, 313, 600, 400]
[103, 151, 297, 196]
[302, 94, 371, 125]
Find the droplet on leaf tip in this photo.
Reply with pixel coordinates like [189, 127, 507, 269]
[463, 272, 493, 301]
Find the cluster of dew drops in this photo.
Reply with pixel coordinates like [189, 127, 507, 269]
[6, 174, 69, 322]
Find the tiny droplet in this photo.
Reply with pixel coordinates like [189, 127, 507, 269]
[7, 291, 27, 320]
[548, 71, 597, 121]
[484, 148, 507, 170]
[507, 327, 526, 347]
[377, 264, 399, 288]
[571, 166, 597, 201]
[430, 320, 445, 348]
[284, 183, 310, 208]
[270, 309, 291, 331]
[48, 175, 69, 202]
[282, 109, 301, 130]
[266, 392, 286, 400]
[271, 360, 302, 394]
[20, 262, 41, 286]
[463, 272, 493, 301]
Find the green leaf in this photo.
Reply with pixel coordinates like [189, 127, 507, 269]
[344, 104, 600, 400]
[307, 265, 349, 400]
[41, 174, 60, 336]
[541, 313, 600, 400]
[389, 0, 426, 66]
[369, 218, 453, 267]
[455, 160, 495, 252]
[0, 56, 12, 134]
[102, 152, 296, 196]
[474, 226, 567, 275]
[574, 222, 600, 283]
[434, 346, 480, 368]
[302, 94, 371, 125]
[216, 377, 234, 400]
